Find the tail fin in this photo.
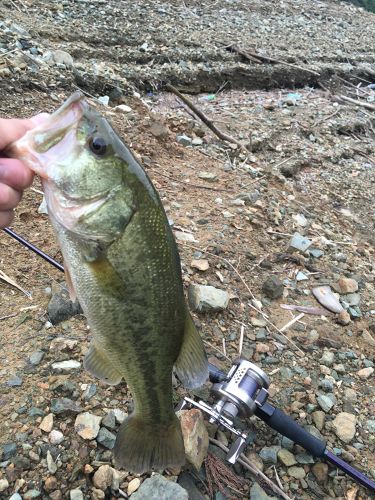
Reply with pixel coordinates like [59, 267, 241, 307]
[114, 413, 185, 474]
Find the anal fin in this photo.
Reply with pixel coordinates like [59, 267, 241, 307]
[174, 310, 208, 389]
[84, 341, 123, 385]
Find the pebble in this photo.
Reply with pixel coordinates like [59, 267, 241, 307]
[93, 465, 113, 490]
[332, 412, 357, 443]
[29, 350, 45, 366]
[102, 411, 116, 430]
[333, 278, 358, 294]
[317, 394, 335, 412]
[1, 442, 17, 460]
[24, 490, 42, 499]
[131, 474, 188, 499]
[39, 413, 54, 433]
[176, 134, 192, 146]
[336, 310, 351, 325]
[75, 412, 102, 439]
[69, 489, 83, 500]
[320, 351, 335, 366]
[175, 231, 196, 243]
[362, 329, 375, 347]
[48, 291, 82, 325]
[192, 137, 203, 146]
[289, 232, 312, 253]
[52, 49, 74, 67]
[47, 450, 58, 474]
[0, 479, 9, 492]
[259, 445, 280, 464]
[191, 259, 209, 271]
[127, 478, 141, 495]
[115, 104, 132, 113]
[249, 483, 274, 499]
[312, 462, 328, 482]
[149, 120, 169, 138]
[188, 284, 229, 312]
[51, 398, 82, 415]
[9, 494, 22, 500]
[112, 408, 127, 424]
[312, 411, 325, 431]
[44, 476, 57, 491]
[344, 388, 357, 403]
[52, 360, 81, 371]
[7, 374, 23, 386]
[277, 448, 297, 466]
[288, 466, 306, 479]
[357, 367, 374, 379]
[97, 427, 116, 449]
[261, 275, 283, 299]
[198, 171, 217, 182]
[178, 409, 209, 470]
[49, 430, 64, 445]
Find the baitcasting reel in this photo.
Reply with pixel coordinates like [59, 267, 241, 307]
[177, 358, 375, 493]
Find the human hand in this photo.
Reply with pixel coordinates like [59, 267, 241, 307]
[0, 114, 48, 228]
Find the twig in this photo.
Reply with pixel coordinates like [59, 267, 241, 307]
[9, 0, 21, 12]
[338, 94, 375, 111]
[272, 465, 284, 491]
[150, 168, 233, 193]
[238, 324, 244, 356]
[203, 340, 231, 361]
[227, 44, 320, 77]
[0, 269, 31, 298]
[279, 313, 305, 332]
[0, 47, 19, 58]
[165, 84, 247, 152]
[313, 109, 340, 127]
[209, 438, 292, 500]
[0, 313, 17, 321]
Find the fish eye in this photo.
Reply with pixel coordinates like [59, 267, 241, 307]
[89, 137, 107, 156]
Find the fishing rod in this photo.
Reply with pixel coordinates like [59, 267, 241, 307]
[2, 227, 375, 493]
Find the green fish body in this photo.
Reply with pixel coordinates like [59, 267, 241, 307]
[8, 92, 208, 473]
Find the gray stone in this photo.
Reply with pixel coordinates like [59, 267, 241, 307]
[132, 474, 188, 499]
[319, 379, 334, 392]
[75, 412, 102, 439]
[198, 171, 217, 182]
[48, 290, 82, 325]
[112, 409, 127, 424]
[0, 479, 9, 492]
[281, 436, 294, 451]
[289, 232, 312, 253]
[288, 466, 306, 479]
[249, 482, 274, 499]
[262, 276, 283, 300]
[9, 494, 22, 500]
[47, 450, 57, 474]
[309, 248, 324, 258]
[177, 472, 205, 500]
[51, 398, 82, 415]
[366, 420, 375, 432]
[342, 293, 361, 306]
[29, 350, 45, 366]
[188, 284, 229, 312]
[332, 412, 357, 443]
[97, 427, 116, 449]
[317, 394, 335, 412]
[296, 452, 314, 464]
[24, 490, 41, 499]
[277, 448, 296, 466]
[320, 351, 335, 366]
[70, 489, 83, 500]
[1, 442, 17, 460]
[176, 134, 192, 146]
[83, 383, 97, 400]
[102, 411, 116, 430]
[192, 137, 204, 146]
[312, 411, 325, 431]
[7, 374, 23, 386]
[259, 445, 280, 464]
[52, 49, 74, 67]
[52, 360, 81, 371]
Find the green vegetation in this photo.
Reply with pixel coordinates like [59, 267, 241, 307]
[344, 0, 375, 12]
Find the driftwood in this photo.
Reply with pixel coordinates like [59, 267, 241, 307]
[339, 94, 375, 111]
[165, 84, 247, 152]
[228, 44, 321, 77]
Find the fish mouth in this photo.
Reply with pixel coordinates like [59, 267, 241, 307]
[8, 91, 87, 179]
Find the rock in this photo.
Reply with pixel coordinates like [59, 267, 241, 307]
[198, 171, 217, 182]
[176, 134, 192, 146]
[44, 476, 57, 492]
[52, 360, 81, 371]
[112, 409, 127, 424]
[50, 337, 78, 351]
[93, 465, 113, 490]
[115, 104, 132, 113]
[49, 430, 64, 445]
[127, 478, 141, 495]
[70, 489, 83, 500]
[83, 383, 97, 400]
[289, 232, 312, 253]
[259, 445, 280, 464]
[317, 394, 335, 412]
[39, 413, 54, 433]
[131, 474, 188, 500]
[49, 492, 62, 500]
[149, 120, 169, 138]
[175, 231, 196, 243]
[277, 448, 297, 466]
[188, 284, 229, 312]
[178, 409, 209, 470]
[357, 367, 374, 379]
[320, 351, 335, 366]
[38, 196, 48, 214]
[319, 379, 334, 392]
[362, 329, 375, 347]
[342, 293, 361, 306]
[75, 412, 102, 439]
[333, 278, 358, 294]
[97, 427, 116, 449]
[1, 442, 17, 460]
[191, 259, 209, 271]
[312, 462, 328, 483]
[262, 275, 283, 299]
[48, 291, 82, 325]
[51, 398, 82, 415]
[336, 309, 351, 325]
[102, 411, 116, 430]
[29, 350, 45, 366]
[192, 137, 203, 146]
[344, 388, 357, 403]
[0, 479, 9, 492]
[24, 490, 41, 499]
[312, 411, 325, 431]
[7, 374, 23, 386]
[47, 450, 58, 473]
[332, 412, 357, 443]
[288, 466, 306, 479]
[52, 49, 74, 67]
[91, 488, 105, 500]
[249, 482, 274, 499]
[177, 473, 205, 500]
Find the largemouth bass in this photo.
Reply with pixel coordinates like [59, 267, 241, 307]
[8, 92, 208, 473]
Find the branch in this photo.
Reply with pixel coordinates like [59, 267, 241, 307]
[338, 94, 375, 111]
[165, 84, 248, 152]
[228, 44, 320, 77]
[209, 438, 292, 500]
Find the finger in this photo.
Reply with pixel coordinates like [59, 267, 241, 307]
[0, 183, 22, 210]
[0, 210, 14, 229]
[0, 159, 34, 190]
[0, 113, 50, 150]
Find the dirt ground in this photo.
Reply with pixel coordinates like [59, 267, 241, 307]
[0, 1, 374, 499]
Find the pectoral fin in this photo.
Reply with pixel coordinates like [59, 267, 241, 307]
[84, 341, 123, 385]
[174, 310, 208, 389]
[63, 261, 76, 302]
